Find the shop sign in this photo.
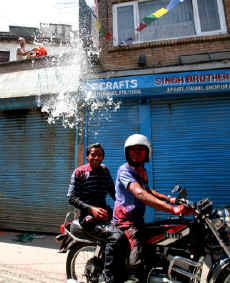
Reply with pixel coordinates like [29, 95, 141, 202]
[82, 69, 230, 98]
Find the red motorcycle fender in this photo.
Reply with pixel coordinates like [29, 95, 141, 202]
[207, 256, 230, 283]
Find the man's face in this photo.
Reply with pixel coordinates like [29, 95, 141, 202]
[128, 145, 146, 164]
[87, 147, 104, 168]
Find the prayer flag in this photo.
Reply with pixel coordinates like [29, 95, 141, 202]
[137, 0, 182, 32]
[85, 0, 112, 41]
[96, 19, 102, 32]
[136, 23, 147, 32]
[166, 0, 181, 11]
[143, 14, 158, 25]
[105, 32, 112, 41]
[153, 7, 168, 18]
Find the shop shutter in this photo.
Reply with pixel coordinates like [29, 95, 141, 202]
[86, 99, 139, 207]
[150, 96, 230, 219]
[0, 109, 75, 233]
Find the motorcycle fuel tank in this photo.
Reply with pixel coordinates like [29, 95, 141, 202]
[144, 218, 191, 246]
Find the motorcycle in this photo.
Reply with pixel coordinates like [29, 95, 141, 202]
[56, 185, 230, 283]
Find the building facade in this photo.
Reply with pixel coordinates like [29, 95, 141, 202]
[99, 0, 229, 71]
[1, 0, 230, 233]
[0, 25, 79, 233]
[80, 0, 230, 221]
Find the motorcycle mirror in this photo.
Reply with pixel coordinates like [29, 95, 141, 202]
[172, 185, 187, 199]
[172, 184, 181, 194]
[178, 188, 187, 199]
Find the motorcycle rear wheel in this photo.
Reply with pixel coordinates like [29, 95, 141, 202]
[66, 243, 102, 282]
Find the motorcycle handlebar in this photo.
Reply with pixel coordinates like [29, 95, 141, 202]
[170, 185, 214, 217]
[175, 196, 213, 216]
[176, 198, 195, 207]
[174, 198, 197, 216]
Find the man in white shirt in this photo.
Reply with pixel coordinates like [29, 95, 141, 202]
[16, 37, 33, 60]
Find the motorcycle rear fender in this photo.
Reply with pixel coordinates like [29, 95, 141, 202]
[56, 233, 66, 242]
[56, 233, 75, 252]
[207, 256, 230, 283]
[58, 232, 95, 252]
[66, 237, 78, 250]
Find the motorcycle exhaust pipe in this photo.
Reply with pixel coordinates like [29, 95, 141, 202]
[149, 276, 181, 283]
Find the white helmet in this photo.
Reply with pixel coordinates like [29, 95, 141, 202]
[124, 134, 151, 162]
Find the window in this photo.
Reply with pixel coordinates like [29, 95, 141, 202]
[112, 0, 227, 46]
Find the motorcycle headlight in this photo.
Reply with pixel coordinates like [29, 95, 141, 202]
[213, 217, 225, 230]
[213, 208, 230, 230]
[221, 208, 230, 228]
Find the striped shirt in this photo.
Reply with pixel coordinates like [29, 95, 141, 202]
[67, 163, 115, 220]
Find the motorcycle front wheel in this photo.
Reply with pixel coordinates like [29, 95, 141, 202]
[66, 243, 103, 283]
[214, 266, 230, 283]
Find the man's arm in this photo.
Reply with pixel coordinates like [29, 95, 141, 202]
[67, 170, 91, 212]
[17, 48, 30, 56]
[151, 189, 169, 201]
[128, 182, 174, 213]
[150, 189, 176, 204]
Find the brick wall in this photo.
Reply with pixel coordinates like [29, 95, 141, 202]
[98, 0, 230, 71]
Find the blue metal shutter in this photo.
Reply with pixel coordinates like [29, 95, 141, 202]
[0, 109, 75, 233]
[85, 100, 139, 207]
[150, 96, 230, 219]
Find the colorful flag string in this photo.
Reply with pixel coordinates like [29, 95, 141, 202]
[85, 0, 183, 44]
[137, 0, 183, 32]
[85, 0, 112, 41]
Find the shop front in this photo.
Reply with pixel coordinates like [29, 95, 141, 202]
[83, 68, 230, 222]
[0, 64, 78, 233]
[0, 97, 75, 233]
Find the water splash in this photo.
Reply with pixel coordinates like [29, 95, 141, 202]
[35, 37, 121, 131]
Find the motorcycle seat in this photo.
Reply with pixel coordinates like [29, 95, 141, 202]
[70, 219, 87, 237]
[70, 219, 105, 242]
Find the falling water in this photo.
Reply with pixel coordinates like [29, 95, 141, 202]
[35, 34, 121, 132]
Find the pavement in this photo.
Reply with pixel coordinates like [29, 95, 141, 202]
[0, 230, 68, 283]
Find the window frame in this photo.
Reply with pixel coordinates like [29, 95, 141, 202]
[113, 1, 139, 46]
[112, 0, 227, 46]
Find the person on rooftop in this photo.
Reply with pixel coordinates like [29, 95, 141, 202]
[16, 37, 34, 61]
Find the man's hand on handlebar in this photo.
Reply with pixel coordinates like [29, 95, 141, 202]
[169, 197, 176, 204]
[171, 204, 193, 216]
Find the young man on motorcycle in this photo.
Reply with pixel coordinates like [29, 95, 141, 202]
[113, 134, 190, 283]
[67, 143, 127, 283]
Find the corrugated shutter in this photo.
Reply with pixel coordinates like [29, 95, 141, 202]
[0, 109, 75, 233]
[150, 96, 230, 219]
[86, 99, 139, 207]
